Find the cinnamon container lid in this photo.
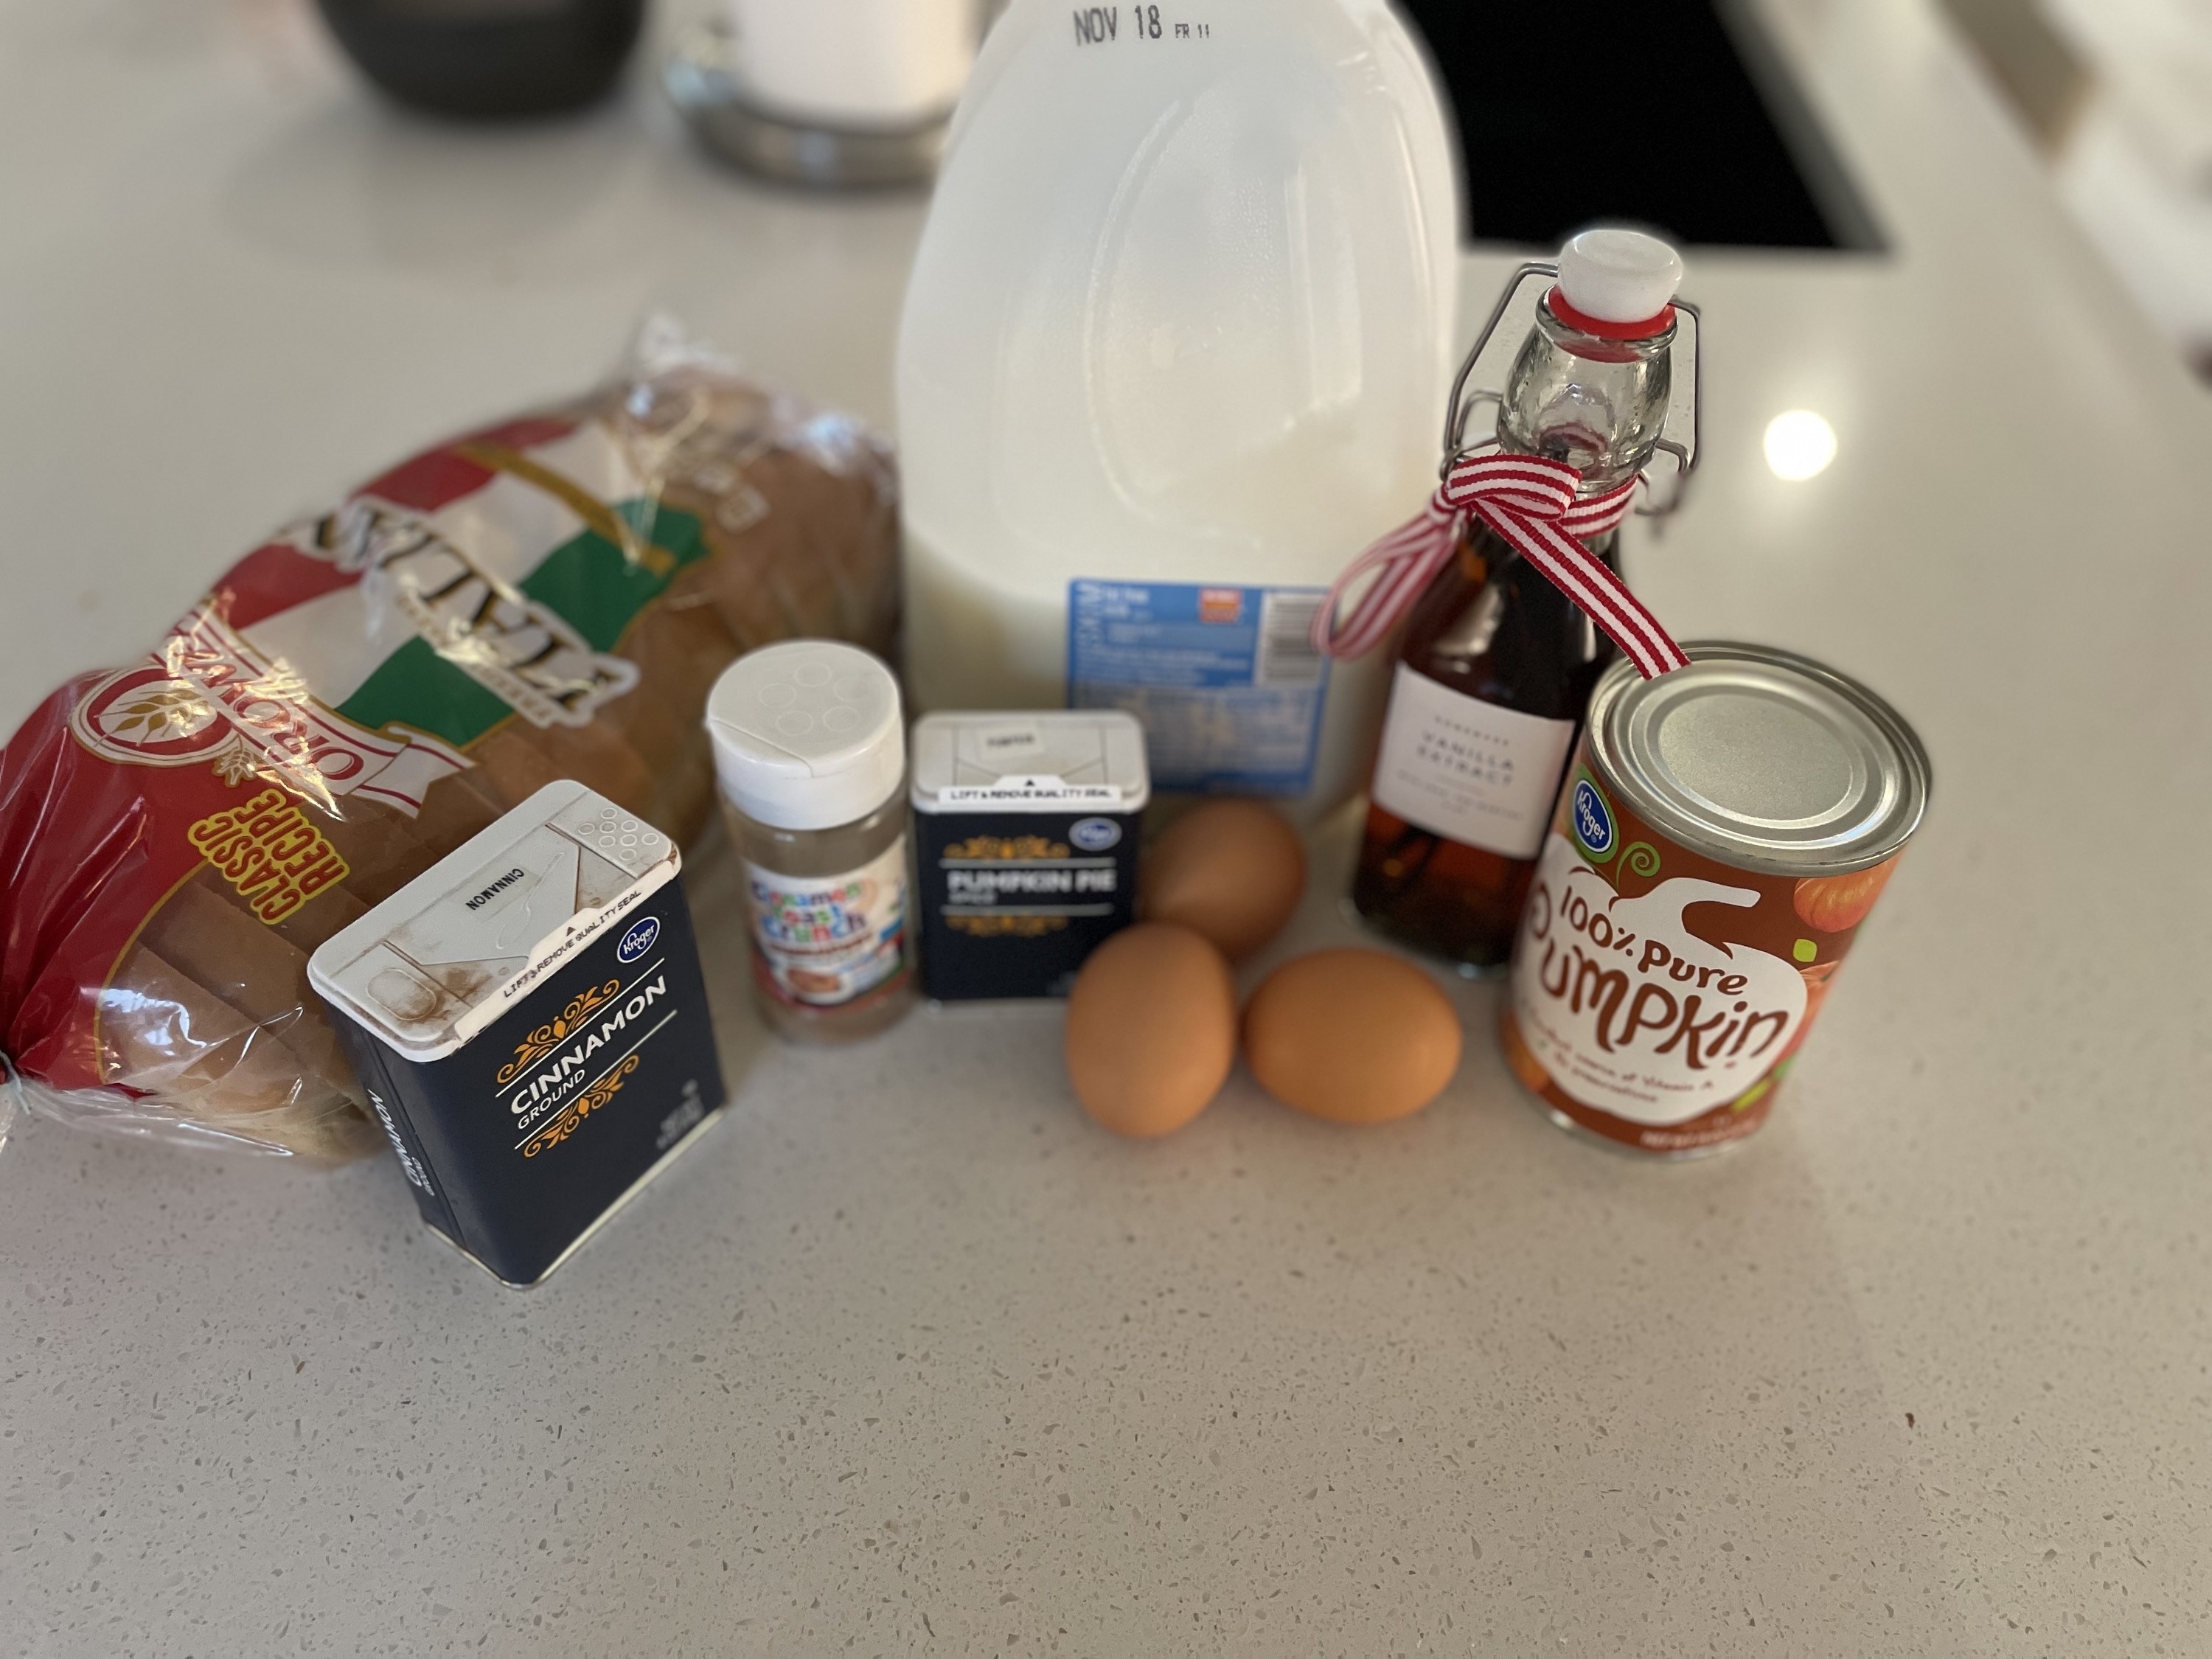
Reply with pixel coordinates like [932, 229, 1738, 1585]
[307, 780, 681, 1061]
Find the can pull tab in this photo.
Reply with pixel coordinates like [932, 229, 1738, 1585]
[1445, 241, 1703, 519]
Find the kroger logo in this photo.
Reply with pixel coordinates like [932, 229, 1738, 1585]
[1070, 817, 1121, 852]
[1571, 780, 1615, 859]
[617, 915, 661, 964]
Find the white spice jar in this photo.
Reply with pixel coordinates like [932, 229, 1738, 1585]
[706, 641, 915, 1044]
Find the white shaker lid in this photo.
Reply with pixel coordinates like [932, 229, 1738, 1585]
[1557, 228, 1684, 325]
[706, 641, 905, 832]
[307, 780, 681, 1062]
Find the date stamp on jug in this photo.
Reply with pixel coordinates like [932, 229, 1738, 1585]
[1073, 6, 1210, 45]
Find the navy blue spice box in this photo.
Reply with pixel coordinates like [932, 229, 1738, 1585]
[910, 712, 1150, 1000]
[310, 781, 726, 1287]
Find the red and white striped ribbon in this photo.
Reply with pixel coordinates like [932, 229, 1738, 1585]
[1310, 452, 1689, 680]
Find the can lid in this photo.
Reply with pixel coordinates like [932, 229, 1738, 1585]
[706, 641, 905, 832]
[910, 710, 1150, 815]
[1589, 642, 1930, 876]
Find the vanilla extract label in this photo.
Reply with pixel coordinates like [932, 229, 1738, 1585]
[1371, 664, 1576, 862]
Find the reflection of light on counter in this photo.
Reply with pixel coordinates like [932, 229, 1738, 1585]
[1764, 411, 1837, 481]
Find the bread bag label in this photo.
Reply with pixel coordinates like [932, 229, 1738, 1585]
[0, 355, 897, 1155]
[8, 417, 674, 1085]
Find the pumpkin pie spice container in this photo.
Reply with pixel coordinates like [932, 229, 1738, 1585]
[910, 711, 1149, 1000]
[309, 780, 726, 1285]
[1502, 643, 1930, 1156]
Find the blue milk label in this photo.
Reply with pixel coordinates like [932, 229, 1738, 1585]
[1066, 580, 1329, 797]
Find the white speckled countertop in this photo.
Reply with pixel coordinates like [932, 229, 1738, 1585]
[2, 1, 2208, 1653]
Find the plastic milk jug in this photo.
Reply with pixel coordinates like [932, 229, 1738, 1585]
[897, 0, 1459, 818]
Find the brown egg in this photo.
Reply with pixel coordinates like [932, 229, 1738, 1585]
[1244, 949, 1462, 1125]
[1140, 799, 1307, 961]
[1065, 924, 1238, 1138]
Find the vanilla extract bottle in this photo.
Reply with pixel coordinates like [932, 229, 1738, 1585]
[1352, 230, 1695, 970]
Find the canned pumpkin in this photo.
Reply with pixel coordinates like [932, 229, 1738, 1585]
[1501, 643, 1930, 1155]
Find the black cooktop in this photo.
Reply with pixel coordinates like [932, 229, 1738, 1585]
[1395, 0, 1883, 251]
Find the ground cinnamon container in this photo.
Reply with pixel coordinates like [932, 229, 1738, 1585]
[310, 781, 726, 1284]
[1501, 643, 1930, 1155]
[909, 711, 1148, 1001]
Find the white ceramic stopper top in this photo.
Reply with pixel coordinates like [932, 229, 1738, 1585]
[706, 641, 905, 832]
[1557, 228, 1685, 324]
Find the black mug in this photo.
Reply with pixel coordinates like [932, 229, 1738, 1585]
[316, 0, 647, 119]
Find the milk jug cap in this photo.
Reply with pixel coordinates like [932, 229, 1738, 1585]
[706, 641, 905, 831]
[1557, 228, 1684, 325]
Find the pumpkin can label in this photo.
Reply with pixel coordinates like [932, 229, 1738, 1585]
[1503, 754, 1899, 1155]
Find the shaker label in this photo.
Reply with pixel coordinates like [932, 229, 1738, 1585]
[1369, 664, 1577, 860]
[744, 841, 911, 1009]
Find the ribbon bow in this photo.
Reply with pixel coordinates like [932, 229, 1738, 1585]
[1310, 452, 1689, 680]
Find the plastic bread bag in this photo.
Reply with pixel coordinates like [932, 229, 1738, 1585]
[0, 318, 897, 1163]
